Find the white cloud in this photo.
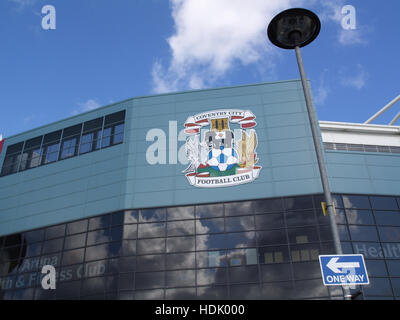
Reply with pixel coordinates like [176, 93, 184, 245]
[340, 64, 369, 90]
[152, 0, 304, 93]
[8, 0, 36, 10]
[313, 69, 330, 106]
[72, 99, 101, 115]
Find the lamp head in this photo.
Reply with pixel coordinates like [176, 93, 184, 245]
[267, 8, 321, 49]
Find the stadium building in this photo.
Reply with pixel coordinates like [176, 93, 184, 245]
[1, 80, 400, 300]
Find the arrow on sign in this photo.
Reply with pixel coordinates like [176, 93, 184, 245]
[327, 257, 360, 273]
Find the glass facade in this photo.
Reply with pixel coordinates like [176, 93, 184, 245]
[1, 194, 400, 300]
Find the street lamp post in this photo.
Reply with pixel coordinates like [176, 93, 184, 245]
[267, 8, 352, 300]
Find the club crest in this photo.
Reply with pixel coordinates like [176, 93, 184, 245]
[183, 109, 262, 188]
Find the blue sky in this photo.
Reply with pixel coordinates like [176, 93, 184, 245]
[0, 0, 399, 138]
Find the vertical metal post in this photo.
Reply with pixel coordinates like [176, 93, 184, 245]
[294, 46, 352, 300]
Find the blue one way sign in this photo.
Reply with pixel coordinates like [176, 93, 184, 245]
[319, 254, 369, 286]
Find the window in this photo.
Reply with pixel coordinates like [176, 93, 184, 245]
[101, 110, 125, 148]
[1, 110, 126, 178]
[19, 136, 43, 171]
[41, 130, 61, 165]
[79, 117, 103, 154]
[0, 142, 24, 176]
[59, 124, 82, 159]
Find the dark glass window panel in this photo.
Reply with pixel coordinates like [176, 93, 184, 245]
[197, 285, 228, 300]
[290, 243, 320, 263]
[253, 198, 284, 214]
[119, 272, 134, 291]
[42, 238, 64, 254]
[167, 220, 194, 236]
[229, 265, 259, 283]
[166, 269, 195, 288]
[196, 217, 224, 234]
[137, 238, 165, 254]
[62, 248, 84, 266]
[364, 259, 388, 277]
[377, 145, 391, 153]
[66, 219, 88, 235]
[374, 211, 400, 226]
[225, 216, 255, 232]
[262, 281, 295, 299]
[317, 208, 347, 225]
[112, 123, 125, 145]
[57, 281, 81, 299]
[135, 271, 165, 290]
[34, 287, 56, 300]
[83, 117, 103, 132]
[167, 206, 195, 220]
[370, 196, 398, 210]
[119, 256, 136, 272]
[62, 124, 82, 138]
[294, 279, 329, 299]
[134, 289, 164, 300]
[387, 260, 400, 276]
[81, 277, 105, 296]
[349, 226, 379, 242]
[347, 144, 364, 151]
[104, 110, 125, 126]
[261, 263, 292, 282]
[121, 240, 136, 256]
[342, 195, 371, 209]
[42, 131, 61, 146]
[196, 251, 227, 268]
[197, 234, 225, 251]
[224, 201, 253, 216]
[283, 196, 313, 211]
[391, 278, 400, 297]
[319, 224, 350, 241]
[137, 254, 165, 272]
[287, 227, 319, 244]
[378, 226, 400, 243]
[139, 208, 166, 222]
[226, 232, 256, 249]
[118, 291, 133, 300]
[111, 211, 125, 226]
[227, 248, 257, 266]
[255, 213, 284, 230]
[196, 203, 223, 218]
[64, 233, 86, 250]
[4, 142, 24, 155]
[167, 236, 195, 253]
[17, 257, 40, 273]
[88, 215, 110, 231]
[85, 244, 109, 261]
[166, 252, 195, 270]
[1, 153, 22, 176]
[198, 269, 228, 287]
[138, 222, 166, 238]
[123, 224, 137, 239]
[105, 275, 118, 292]
[363, 277, 393, 297]
[364, 145, 378, 152]
[40, 253, 61, 269]
[24, 136, 42, 150]
[79, 131, 102, 154]
[4, 234, 23, 247]
[352, 242, 384, 259]
[59, 137, 79, 159]
[259, 245, 290, 264]
[12, 288, 35, 300]
[25, 242, 42, 257]
[41, 142, 60, 164]
[101, 127, 112, 148]
[345, 209, 374, 225]
[166, 287, 196, 300]
[230, 283, 260, 299]
[257, 229, 287, 246]
[87, 229, 110, 246]
[110, 225, 123, 242]
[45, 224, 65, 240]
[122, 210, 138, 224]
[286, 210, 316, 227]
